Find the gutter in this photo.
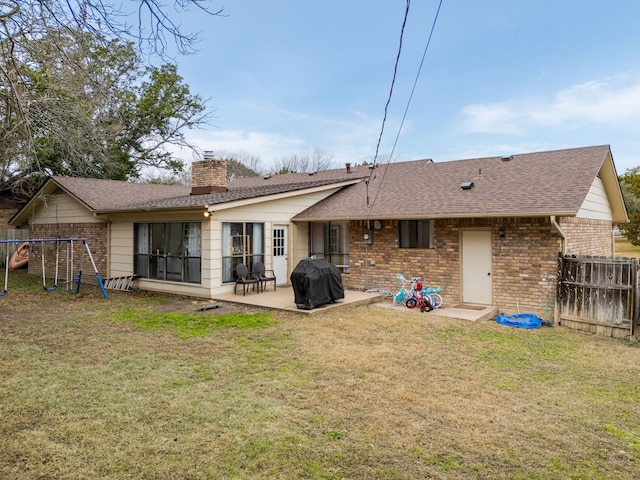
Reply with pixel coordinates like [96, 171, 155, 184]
[550, 215, 566, 253]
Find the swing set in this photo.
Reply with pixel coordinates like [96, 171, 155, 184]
[0, 237, 108, 299]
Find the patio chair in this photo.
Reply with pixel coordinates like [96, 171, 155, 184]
[234, 263, 259, 295]
[254, 261, 276, 292]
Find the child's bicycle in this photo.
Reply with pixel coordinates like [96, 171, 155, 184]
[421, 285, 443, 309]
[395, 274, 443, 309]
[405, 280, 433, 312]
[393, 274, 416, 305]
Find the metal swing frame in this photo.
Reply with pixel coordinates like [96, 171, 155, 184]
[0, 237, 108, 299]
[0, 249, 9, 297]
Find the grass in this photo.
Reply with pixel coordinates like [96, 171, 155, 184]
[112, 308, 276, 338]
[1, 270, 639, 479]
[615, 237, 640, 258]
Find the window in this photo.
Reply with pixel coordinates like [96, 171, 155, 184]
[310, 222, 349, 270]
[222, 222, 264, 282]
[399, 220, 434, 249]
[134, 222, 201, 283]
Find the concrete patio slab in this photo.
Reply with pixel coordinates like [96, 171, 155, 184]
[374, 301, 498, 321]
[210, 286, 383, 314]
[211, 285, 498, 321]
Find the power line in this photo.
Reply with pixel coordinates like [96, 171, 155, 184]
[369, 0, 411, 174]
[366, 0, 444, 212]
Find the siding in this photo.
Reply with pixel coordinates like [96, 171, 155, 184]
[104, 189, 340, 298]
[212, 188, 341, 222]
[577, 176, 613, 221]
[109, 222, 133, 277]
[30, 192, 101, 225]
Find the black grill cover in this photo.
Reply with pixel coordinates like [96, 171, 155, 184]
[290, 258, 344, 309]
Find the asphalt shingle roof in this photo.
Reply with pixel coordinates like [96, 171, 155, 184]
[52, 177, 190, 210]
[50, 165, 369, 212]
[46, 145, 615, 219]
[294, 145, 614, 220]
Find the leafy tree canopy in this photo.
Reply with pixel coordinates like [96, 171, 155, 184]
[0, 2, 220, 201]
[618, 168, 640, 244]
[0, 30, 209, 200]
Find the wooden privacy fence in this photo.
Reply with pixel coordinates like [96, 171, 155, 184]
[557, 253, 638, 338]
[0, 228, 28, 268]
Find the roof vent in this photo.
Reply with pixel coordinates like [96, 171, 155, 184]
[263, 174, 272, 180]
[460, 181, 474, 190]
[308, 171, 317, 176]
[501, 155, 513, 162]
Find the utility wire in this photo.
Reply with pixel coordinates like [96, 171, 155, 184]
[369, 0, 411, 174]
[366, 0, 444, 213]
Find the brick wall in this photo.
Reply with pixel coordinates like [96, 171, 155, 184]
[345, 219, 460, 299]
[28, 223, 108, 285]
[191, 159, 227, 194]
[558, 216, 614, 255]
[344, 217, 563, 314]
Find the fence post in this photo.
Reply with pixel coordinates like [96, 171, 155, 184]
[555, 252, 563, 326]
[634, 259, 639, 337]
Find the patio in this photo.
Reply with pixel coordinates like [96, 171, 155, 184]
[210, 285, 383, 314]
[210, 285, 498, 321]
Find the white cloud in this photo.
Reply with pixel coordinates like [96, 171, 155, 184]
[176, 108, 395, 170]
[177, 130, 305, 166]
[462, 72, 640, 134]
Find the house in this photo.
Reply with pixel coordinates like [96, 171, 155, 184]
[9, 145, 627, 314]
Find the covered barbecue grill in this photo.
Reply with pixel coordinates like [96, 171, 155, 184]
[290, 258, 344, 309]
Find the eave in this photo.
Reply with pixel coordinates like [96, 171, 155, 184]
[292, 211, 579, 223]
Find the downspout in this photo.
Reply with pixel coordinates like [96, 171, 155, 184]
[550, 215, 566, 253]
[550, 215, 566, 327]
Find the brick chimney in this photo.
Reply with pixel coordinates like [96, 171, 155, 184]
[190, 152, 228, 195]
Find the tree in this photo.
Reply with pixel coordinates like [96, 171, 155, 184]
[226, 158, 261, 181]
[212, 151, 265, 180]
[273, 148, 335, 174]
[0, 30, 209, 200]
[0, 1, 221, 200]
[0, 1, 223, 56]
[619, 168, 640, 244]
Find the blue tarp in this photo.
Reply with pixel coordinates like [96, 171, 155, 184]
[495, 313, 542, 329]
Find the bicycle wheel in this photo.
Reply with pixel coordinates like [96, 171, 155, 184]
[393, 289, 406, 305]
[406, 298, 417, 308]
[429, 293, 443, 309]
[365, 288, 393, 299]
[422, 298, 433, 312]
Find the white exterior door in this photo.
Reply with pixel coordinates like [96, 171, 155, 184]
[273, 225, 288, 285]
[461, 230, 492, 304]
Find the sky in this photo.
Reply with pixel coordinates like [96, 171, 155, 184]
[161, 0, 640, 174]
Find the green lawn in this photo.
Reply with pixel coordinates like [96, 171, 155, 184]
[1, 271, 639, 479]
[615, 237, 640, 258]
